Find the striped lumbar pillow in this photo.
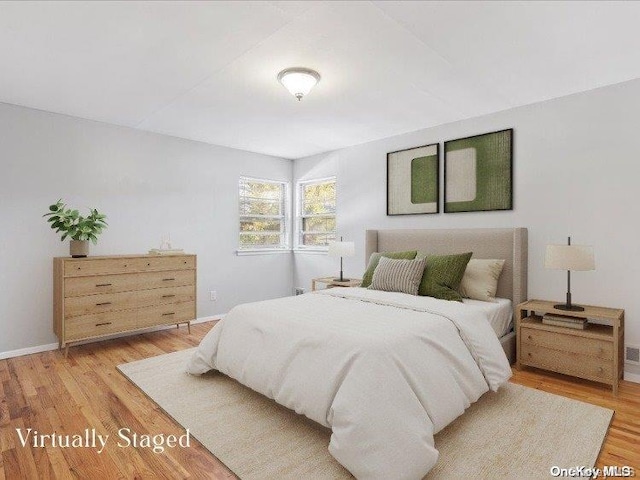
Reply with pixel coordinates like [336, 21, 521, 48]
[368, 256, 427, 295]
[361, 250, 418, 288]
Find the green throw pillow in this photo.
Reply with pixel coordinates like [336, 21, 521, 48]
[361, 250, 417, 288]
[418, 252, 473, 301]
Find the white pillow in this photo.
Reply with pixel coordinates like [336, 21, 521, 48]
[458, 259, 505, 302]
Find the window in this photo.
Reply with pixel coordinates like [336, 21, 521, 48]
[296, 177, 336, 249]
[238, 176, 290, 251]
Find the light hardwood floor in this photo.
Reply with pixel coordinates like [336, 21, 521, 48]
[1, 321, 639, 479]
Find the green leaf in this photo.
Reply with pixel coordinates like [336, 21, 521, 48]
[45, 200, 107, 242]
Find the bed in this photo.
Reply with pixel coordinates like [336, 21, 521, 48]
[365, 227, 528, 364]
[187, 227, 528, 480]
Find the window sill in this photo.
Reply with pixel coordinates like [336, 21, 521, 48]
[236, 249, 292, 256]
[293, 248, 328, 255]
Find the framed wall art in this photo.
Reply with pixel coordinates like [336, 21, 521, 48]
[387, 143, 439, 215]
[444, 128, 513, 213]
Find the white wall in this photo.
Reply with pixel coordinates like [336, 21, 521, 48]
[293, 78, 640, 376]
[0, 102, 293, 354]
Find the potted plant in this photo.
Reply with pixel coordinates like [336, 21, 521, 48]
[44, 200, 108, 257]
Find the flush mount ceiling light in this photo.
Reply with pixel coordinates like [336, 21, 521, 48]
[277, 67, 321, 101]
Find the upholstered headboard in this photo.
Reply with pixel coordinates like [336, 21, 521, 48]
[365, 228, 528, 306]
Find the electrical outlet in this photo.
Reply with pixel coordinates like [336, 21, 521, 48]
[210, 290, 217, 302]
[295, 287, 305, 296]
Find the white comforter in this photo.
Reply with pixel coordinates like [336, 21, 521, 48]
[187, 288, 512, 479]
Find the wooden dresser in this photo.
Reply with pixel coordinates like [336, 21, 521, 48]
[516, 299, 624, 394]
[54, 254, 196, 355]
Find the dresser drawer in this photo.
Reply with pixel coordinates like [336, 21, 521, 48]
[65, 290, 135, 318]
[64, 255, 195, 277]
[65, 258, 138, 277]
[137, 302, 195, 329]
[65, 270, 195, 297]
[64, 285, 195, 318]
[135, 284, 195, 309]
[521, 326, 612, 360]
[128, 256, 195, 273]
[65, 310, 137, 341]
[521, 343, 613, 383]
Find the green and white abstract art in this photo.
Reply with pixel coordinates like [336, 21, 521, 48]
[387, 143, 439, 215]
[444, 129, 513, 213]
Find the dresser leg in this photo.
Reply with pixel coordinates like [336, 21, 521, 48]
[187, 322, 191, 334]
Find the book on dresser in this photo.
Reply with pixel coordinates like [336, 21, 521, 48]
[53, 254, 197, 356]
[542, 313, 588, 330]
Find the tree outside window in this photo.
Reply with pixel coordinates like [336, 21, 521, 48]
[296, 177, 336, 249]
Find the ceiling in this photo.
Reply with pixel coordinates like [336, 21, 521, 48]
[1, 1, 640, 159]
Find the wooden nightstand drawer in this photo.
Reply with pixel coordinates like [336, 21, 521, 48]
[521, 326, 612, 360]
[521, 343, 613, 383]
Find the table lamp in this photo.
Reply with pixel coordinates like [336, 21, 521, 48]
[328, 237, 355, 282]
[544, 237, 595, 311]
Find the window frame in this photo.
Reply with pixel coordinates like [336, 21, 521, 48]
[237, 176, 291, 254]
[294, 176, 337, 252]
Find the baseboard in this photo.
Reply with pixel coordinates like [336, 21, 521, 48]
[624, 372, 640, 384]
[0, 315, 224, 361]
[0, 342, 61, 360]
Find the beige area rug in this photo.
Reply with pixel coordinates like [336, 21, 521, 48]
[118, 349, 613, 480]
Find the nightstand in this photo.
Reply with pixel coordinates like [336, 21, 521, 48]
[516, 299, 624, 394]
[311, 277, 362, 291]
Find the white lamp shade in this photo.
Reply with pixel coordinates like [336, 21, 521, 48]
[277, 68, 320, 99]
[545, 244, 595, 271]
[328, 241, 355, 258]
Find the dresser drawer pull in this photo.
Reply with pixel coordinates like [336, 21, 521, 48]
[598, 367, 604, 373]
[527, 335, 532, 340]
[162, 294, 176, 298]
[162, 278, 176, 282]
[96, 283, 112, 287]
[96, 302, 112, 306]
[528, 352, 532, 357]
[95, 322, 112, 327]
[162, 312, 176, 316]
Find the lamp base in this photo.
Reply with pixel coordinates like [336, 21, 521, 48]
[554, 303, 585, 312]
[333, 278, 351, 283]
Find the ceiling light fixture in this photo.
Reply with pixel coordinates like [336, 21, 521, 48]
[277, 67, 320, 101]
